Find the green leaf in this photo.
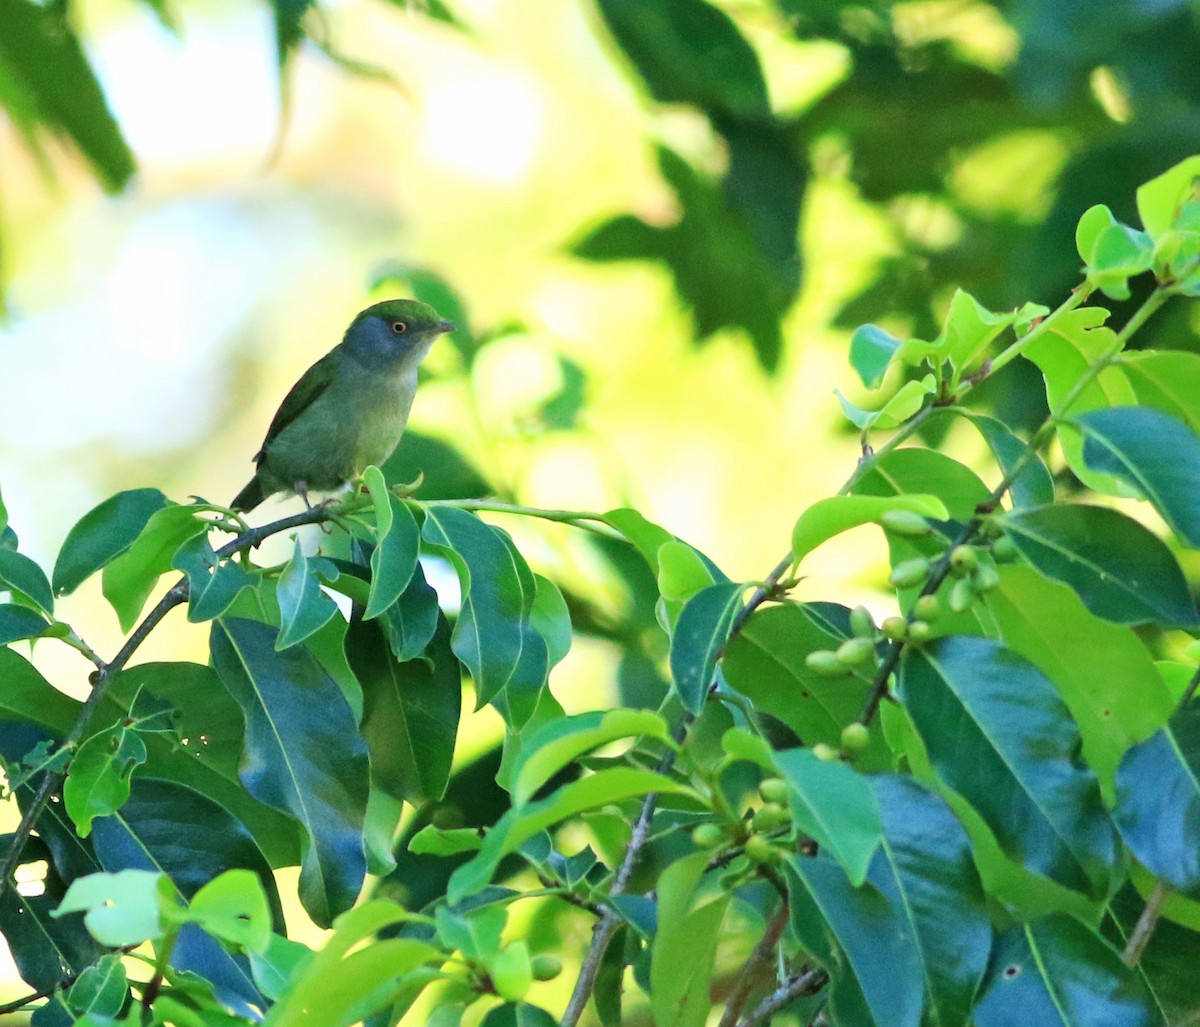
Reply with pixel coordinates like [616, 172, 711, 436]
[448, 768, 693, 903]
[850, 324, 904, 388]
[0, 602, 49, 645]
[601, 507, 675, 570]
[275, 540, 340, 650]
[836, 375, 936, 430]
[1136, 155, 1200, 239]
[510, 709, 670, 806]
[656, 540, 715, 604]
[596, 0, 769, 121]
[66, 953, 128, 1018]
[436, 903, 505, 963]
[1118, 350, 1200, 437]
[479, 1003, 559, 1027]
[1000, 504, 1199, 628]
[530, 574, 571, 668]
[408, 825, 484, 856]
[792, 494, 949, 564]
[898, 289, 1017, 379]
[363, 467, 420, 619]
[53, 488, 169, 596]
[900, 638, 1118, 897]
[348, 612, 461, 804]
[186, 869, 272, 954]
[1078, 406, 1200, 546]
[668, 581, 745, 713]
[381, 561, 442, 662]
[171, 535, 255, 623]
[774, 747, 883, 886]
[490, 942, 533, 1003]
[0, 549, 53, 613]
[0, 648, 78, 732]
[63, 722, 148, 837]
[984, 566, 1174, 803]
[1075, 204, 1154, 300]
[211, 617, 370, 928]
[945, 410, 1055, 509]
[53, 869, 168, 947]
[1113, 700, 1200, 897]
[0, 0, 136, 191]
[102, 504, 207, 631]
[975, 916, 1153, 1026]
[870, 775, 991, 1026]
[650, 852, 729, 1027]
[421, 507, 548, 725]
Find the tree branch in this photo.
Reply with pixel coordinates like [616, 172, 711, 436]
[736, 966, 828, 1027]
[1123, 882, 1168, 967]
[718, 900, 790, 1027]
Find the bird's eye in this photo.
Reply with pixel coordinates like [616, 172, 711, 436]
[391, 321, 408, 334]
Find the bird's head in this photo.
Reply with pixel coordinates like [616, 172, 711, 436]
[343, 298, 455, 370]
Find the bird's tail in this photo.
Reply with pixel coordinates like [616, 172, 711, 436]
[230, 476, 265, 513]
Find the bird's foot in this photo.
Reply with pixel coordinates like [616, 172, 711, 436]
[390, 470, 425, 498]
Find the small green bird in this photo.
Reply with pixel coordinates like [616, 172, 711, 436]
[231, 298, 454, 512]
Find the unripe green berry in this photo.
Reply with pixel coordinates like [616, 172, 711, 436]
[849, 605, 876, 639]
[949, 576, 974, 613]
[836, 637, 876, 667]
[993, 535, 1018, 562]
[889, 557, 930, 588]
[753, 803, 791, 832]
[973, 561, 1000, 592]
[840, 722, 870, 754]
[745, 834, 780, 864]
[812, 743, 840, 762]
[759, 778, 789, 804]
[913, 594, 941, 621]
[806, 650, 848, 676]
[949, 545, 978, 576]
[692, 823, 725, 849]
[881, 616, 908, 641]
[880, 509, 932, 537]
[907, 619, 932, 642]
[531, 955, 563, 981]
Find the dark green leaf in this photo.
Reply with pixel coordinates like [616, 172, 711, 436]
[66, 953, 127, 1018]
[0, 602, 49, 645]
[668, 581, 745, 712]
[950, 410, 1055, 509]
[900, 637, 1118, 897]
[52, 488, 168, 596]
[1078, 406, 1200, 545]
[1000, 504, 1198, 628]
[275, 539, 340, 650]
[211, 617, 370, 927]
[480, 1003, 558, 1027]
[171, 534, 255, 623]
[1113, 700, 1200, 897]
[0, 549, 53, 613]
[975, 916, 1153, 1027]
[364, 466, 420, 619]
[63, 722, 147, 837]
[348, 612, 460, 804]
[0, 648, 77, 732]
[381, 561, 441, 662]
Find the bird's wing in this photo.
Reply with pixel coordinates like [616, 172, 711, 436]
[253, 351, 340, 462]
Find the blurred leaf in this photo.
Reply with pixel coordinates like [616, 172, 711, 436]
[1078, 406, 1200, 545]
[272, 0, 314, 68]
[1000, 504, 1199, 627]
[650, 852, 729, 1027]
[275, 539, 340, 650]
[408, 825, 483, 856]
[348, 612, 460, 804]
[974, 916, 1153, 1027]
[1136, 154, 1200, 239]
[187, 870, 272, 953]
[211, 617, 370, 927]
[0, 602, 49, 645]
[66, 953, 127, 1019]
[53, 869, 167, 948]
[0, 0, 135, 190]
[52, 488, 168, 597]
[900, 637, 1118, 897]
[775, 747, 883, 886]
[530, 574, 571, 668]
[837, 374, 937, 430]
[363, 466, 420, 619]
[668, 581, 745, 712]
[381, 430, 489, 500]
[63, 722, 147, 838]
[171, 535, 255, 623]
[479, 1004, 558, 1027]
[538, 356, 586, 430]
[791, 494, 949, 564]
[850, 324, 904, 388]
[0, 549, 52, 613]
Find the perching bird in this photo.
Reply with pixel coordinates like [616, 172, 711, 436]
[230, 298, 454, 512]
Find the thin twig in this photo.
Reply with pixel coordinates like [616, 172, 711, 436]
[1123, 882, 1168, 967]
[718, 901, 790, 1027]
[736, 967, 828, 1027]
[0, 983, 57, 1015]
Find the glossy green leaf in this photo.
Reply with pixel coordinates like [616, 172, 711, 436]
[211, 617, 370, 927]
[363, 466, 420, 619]
[1113, 700, 1200, 897]
[1078, 406, 1200, 546]
[850, 324, 903, 388]
[1000, 504, 1198, 627]
[947, 410, 1055, 509]
[510, 709, 670, 806]
[102, 504, 207, 631]
[1136, 154, 1200, 239]
[656, 540, 715, 604]
[0, 648, 78, 733]
[985, 567, 1173, 802]
[530, 574, 571, 667]
[650, 852, 729, 1027]
[53, 869, 167, 947]
[348, 612, 460, 804]
[382, 561, 442, 662]
[53, 489, 168, 597]
[900, 637, 1118, 897]
[63, 722, 147, 837]
[186, 869, 272, 953]
[975, 916, 1153, 1026]
[171, 534, 255, 623]
[275, 539, 340, 650]
[66, 953, 128, 1018]
[1075, 204, 1154, 299]
[836, 374, 936, 430]
[775, 747, 883, 886]
[0, 602, 49, 645]
[408, 825, 484, 856]
[601, 507, 675, 570]
[851, 447, 990, 521]
[421, 507, 548, 722]
[792, 494, 949, 564]
[448, 768, 693, 903]
[1118, 350, 1200, 436]
[0, 549, 53, 613]
[668, 581, 745, 712]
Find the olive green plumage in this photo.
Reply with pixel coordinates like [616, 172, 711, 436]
[231, 299, 454, 512]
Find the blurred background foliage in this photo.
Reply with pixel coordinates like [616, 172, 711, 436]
[4, 0, 1200, 1001]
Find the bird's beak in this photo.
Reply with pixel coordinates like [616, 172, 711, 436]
[436, 320, 456, 334]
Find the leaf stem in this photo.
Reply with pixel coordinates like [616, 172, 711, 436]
[986, 285, 1093, 377]
[718, 900, 790, 1027]
[1122, 882, 1168, 967]
[422, 499, 621, 538]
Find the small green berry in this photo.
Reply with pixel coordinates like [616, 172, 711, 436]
[993, 535, 1018, 562]
[753, 803, 791, 831]
[881, 615, 908, 641]
[949, 546, 978, 576]
[849, 605, 876, 639]
[531, 955, 563, 981]
[973, 561, 1000, 592]
[840, 722, 870, 754]
[692, 823, 725, 849]
[745, 834, 780, 864]
[949, 576, 975, 613]
[812, 743, 840, 762]
[880, 509, 932, 537]
[913, 594, 941, 621]
[806, 650, 849, 676]
[907, 619, 932, 642]
[889, 557, 930, 588]
[836, 637, 876, 667]
[759, 778, 789, 804]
